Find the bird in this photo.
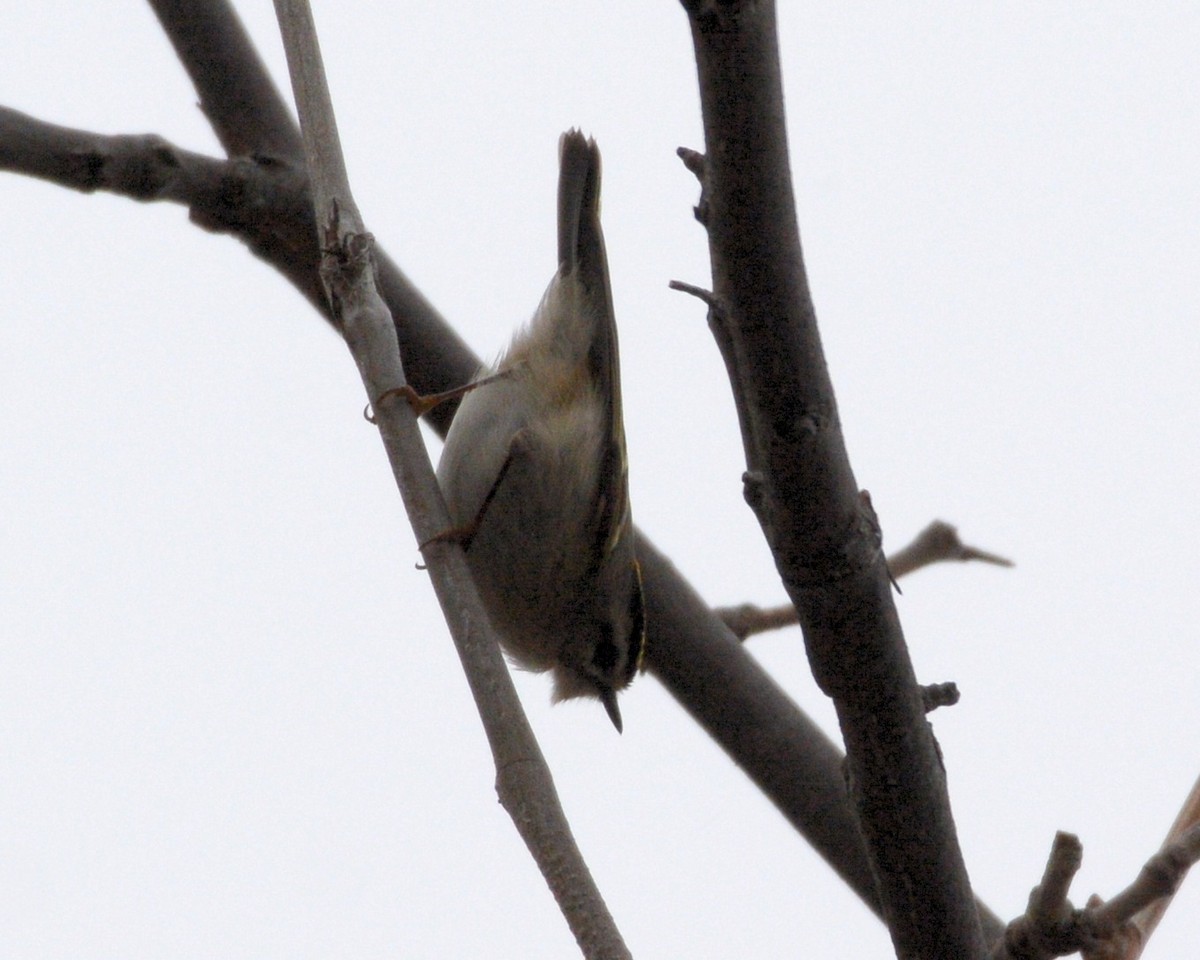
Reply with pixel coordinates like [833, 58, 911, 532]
[434, 130, 645, 732]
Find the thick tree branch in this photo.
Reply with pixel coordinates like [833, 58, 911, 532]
[151, 0, 303, 159]
[147, 0, 480, 436]
[0, 107, 223, 201]
[0, 105, 324, 309]
[680, 1, 985, 957]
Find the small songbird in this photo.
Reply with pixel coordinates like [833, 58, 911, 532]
[435, 130, 645, 731]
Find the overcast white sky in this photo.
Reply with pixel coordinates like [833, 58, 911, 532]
[3, 3, 1199, 958]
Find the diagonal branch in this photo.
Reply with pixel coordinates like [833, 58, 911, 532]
[1109, 774, 1200, 959]
[147, 0, 481, 437]
[680, 1, 985, 957]
[150, 0, 303, 159]
[271, 1, 630, 956]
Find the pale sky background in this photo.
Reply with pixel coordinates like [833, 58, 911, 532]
[3, 3, 1199, 958]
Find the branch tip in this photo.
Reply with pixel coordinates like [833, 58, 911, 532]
[669, 279, 716, 307]
[676, 145, 706, 181]
[920, 682, 960, 713]
[889, 520, 1014, 579]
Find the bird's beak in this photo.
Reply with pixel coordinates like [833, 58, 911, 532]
[600, 688, 623, 734]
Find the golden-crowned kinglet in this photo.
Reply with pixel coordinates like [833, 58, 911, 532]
[436, 130, 645, 732]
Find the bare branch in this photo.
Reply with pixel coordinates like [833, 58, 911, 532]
[715, 520, 1013, 640]
[0, 107, 218, 201]
[990, 831, 1099, 960]
[0, 105, 327, 305]
[991, 825, 1200, 960]
[1117, 773, 1200, 957]
[681, 0, 985, 956]
[637, 535, 1004, 939]
[715, 601, 799, 640]
[271, 3, 630, 957]
[1089, 830, 1200, 934]
[149, 0, 303, 159]
[889, 520, 1014, 579]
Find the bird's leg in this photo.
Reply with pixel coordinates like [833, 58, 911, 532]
[372, 369, 511, 419]
[420, 431, 528, 552]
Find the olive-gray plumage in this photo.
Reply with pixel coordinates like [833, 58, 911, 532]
[435, 131, 644, 731]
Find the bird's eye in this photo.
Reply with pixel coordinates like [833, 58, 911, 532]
[592, 627, 619, 676]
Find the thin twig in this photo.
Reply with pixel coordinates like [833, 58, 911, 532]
[1122, 772, 1200, 955]
[889, 520, 1014, 579]
[991, 824, 1200, 960]
[716, 520, 1013, 640]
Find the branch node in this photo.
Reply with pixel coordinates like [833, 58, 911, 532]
[668, 279, 716, 307]
[676, 145, 706, 181]
[888, 520, 1014, 580]
[920, 682, 959, 713]
[742, 470, 767, 520]
[676, 146, 709, 224]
